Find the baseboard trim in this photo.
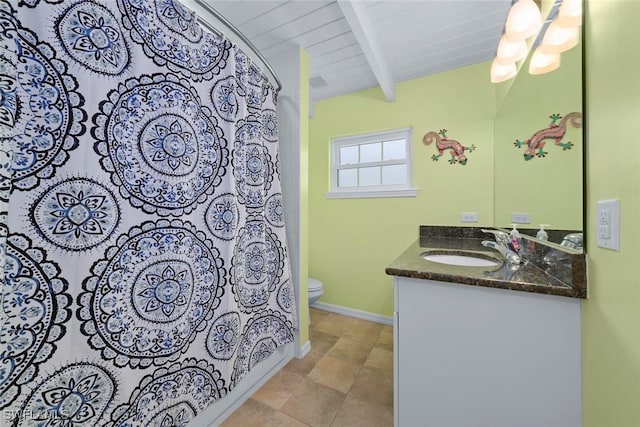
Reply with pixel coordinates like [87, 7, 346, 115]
[297, 340, 311, 358]
[311, 301, 393, 325]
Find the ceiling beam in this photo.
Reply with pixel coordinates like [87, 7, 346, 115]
[337, 0, 395, 102]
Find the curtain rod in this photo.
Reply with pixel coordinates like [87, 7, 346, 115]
[191, 0, 283, 93]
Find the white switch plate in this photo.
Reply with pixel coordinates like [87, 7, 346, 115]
[596, 199, 620, 250]
[511, 212, 531, 224]
[461, 212, 479, 223]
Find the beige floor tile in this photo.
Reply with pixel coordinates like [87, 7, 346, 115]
[225, 311, 394, 426]
[364, 347, 393, 375]
[374, 329, 393, 352]
[308, 354, 361, 393]
[309, 329, 340, 354]
[310, 307, 329, 325]
[349, 366, 393, 409]
[343, 318, 384, 347]
[220, 398, 309, 427]
[313, 313, 352, 337]
[271, 412, 311, 427]
[327, 337, 373, 366]
[280, 379, 346, 427]
[284, 350, 324, 376]
[252, 369, 305, 409]
[330, 395, 393, 427]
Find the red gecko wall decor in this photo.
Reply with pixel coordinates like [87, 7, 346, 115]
[423, 129, 476, 166]
[514, 112, 582, 160]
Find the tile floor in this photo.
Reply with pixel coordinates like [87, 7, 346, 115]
[221, 308, 394, 427]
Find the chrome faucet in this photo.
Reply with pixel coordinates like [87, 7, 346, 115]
[560, 233, 583, 251]
[481, 229, 521, 266]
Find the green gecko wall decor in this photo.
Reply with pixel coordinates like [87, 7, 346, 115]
[422, 129, 476, 166]
[514, 112, 583, 160]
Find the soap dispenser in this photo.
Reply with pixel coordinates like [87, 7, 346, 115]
[536, 224, 550, 241]
[509, 224, 523, 255]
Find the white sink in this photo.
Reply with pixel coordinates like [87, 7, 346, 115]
[421, 253, 499, 267]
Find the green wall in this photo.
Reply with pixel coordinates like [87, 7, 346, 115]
[583, 0, 640, 425]
[309, 63, 495, 317]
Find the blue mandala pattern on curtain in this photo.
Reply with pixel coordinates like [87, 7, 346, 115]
[93, 73, 229, 217]
[233, 117, 274, 209]
[118, 0, 231, 81]
[0, 5, 85, 192]
[206, 312, 241, 361]
[107, 358, 227, 427]
[231, 310, 295, 387]
[1, 0, 297, 425]
[77, 219, 226, 369]
[55, 0, 131, 75]
[15, 362, 117, 427]
[231, 218, 285, 313]
[29, 177, 121, 251]
[204, 193, 240, 241]
[1, 233, 71, 408]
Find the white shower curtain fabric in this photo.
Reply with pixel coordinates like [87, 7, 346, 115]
[0, 0, 297, 425]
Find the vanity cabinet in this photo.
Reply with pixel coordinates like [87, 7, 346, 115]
[393, 276, 582, 427]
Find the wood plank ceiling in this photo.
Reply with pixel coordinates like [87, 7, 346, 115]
[189, 0, 512, 105]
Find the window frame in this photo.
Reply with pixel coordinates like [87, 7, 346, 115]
[326, 127, 418, 199]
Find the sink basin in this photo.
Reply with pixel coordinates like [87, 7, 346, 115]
[421, 253, 499, 267]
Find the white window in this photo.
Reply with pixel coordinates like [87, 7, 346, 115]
[327, 128, 417, 199]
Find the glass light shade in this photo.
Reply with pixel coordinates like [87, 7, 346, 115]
[504, 0, 543, 42]
[540, 21, 579, 53]
[495, 35, 528, 64]
[491, 59, 517, 83]
[556, 0, 582, 27]
[529, 49, 561, 75]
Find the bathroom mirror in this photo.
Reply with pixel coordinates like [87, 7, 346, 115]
[493, 33, 583, 249]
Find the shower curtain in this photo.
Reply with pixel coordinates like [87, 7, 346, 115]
[0, 0, 297, 425]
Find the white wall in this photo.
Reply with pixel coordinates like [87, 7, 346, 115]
[270, 45, 310, 355]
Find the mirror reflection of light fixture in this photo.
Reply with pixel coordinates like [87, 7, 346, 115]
[540, 21, 579, 53]
[504, 0, 543, 42]
[491, 59, 517, 83]
[495, 35, 528, 64]
[529, 49, 561, 75]
[555, 0, 582, 27]
[490, 0, 581, 82]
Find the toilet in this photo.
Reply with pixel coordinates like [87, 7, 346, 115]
[308, 277, 324, 306]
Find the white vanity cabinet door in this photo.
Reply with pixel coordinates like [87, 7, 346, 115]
[394, 276, 582, 427]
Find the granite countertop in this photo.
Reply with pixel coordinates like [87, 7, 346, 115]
[385, 226, 587, 299]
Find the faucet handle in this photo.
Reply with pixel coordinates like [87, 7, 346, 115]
[561, 233, 583, 251]
[481, 229, 510, 244]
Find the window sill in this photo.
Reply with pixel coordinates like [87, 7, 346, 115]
[325, 188, 418, 199]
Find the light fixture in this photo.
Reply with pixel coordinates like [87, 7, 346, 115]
[539, 20, 579, 53]
[504, 0, 543, 42]
[528, 48, 561, 75]
[555, 0, 582, 27]
[491, 59, 517, 83]
[495, 35, 528, 64]
[490, 0, 579, 82]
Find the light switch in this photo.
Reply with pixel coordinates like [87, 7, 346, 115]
[596, 199, 620, 251]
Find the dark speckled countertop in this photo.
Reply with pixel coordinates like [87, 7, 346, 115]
[385, 226, 587, 299]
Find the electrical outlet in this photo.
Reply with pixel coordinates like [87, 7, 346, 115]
[461, 212, 479, 223]
[598, 210, 610, 225]
[597, 199, 619, 250]
[511, 212, 531, 224]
